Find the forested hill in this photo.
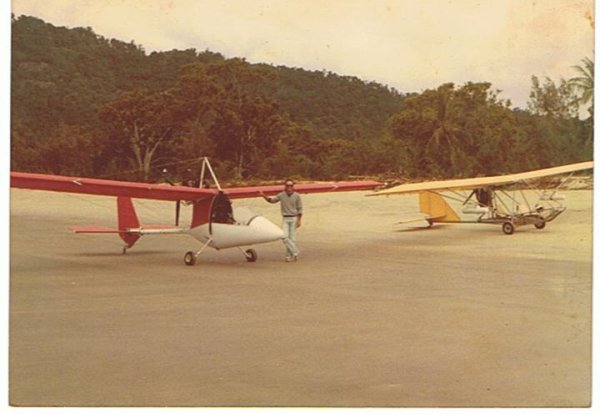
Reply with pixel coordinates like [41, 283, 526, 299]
[11, 15, 403, 174]
[260, 65, 403, 142]
[11, 16, 221, 136]
[11, 15, 592, 181]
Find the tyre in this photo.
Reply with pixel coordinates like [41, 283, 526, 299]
[502, 221, 515, 235]
[184, 251, 196, 266]
[534, 220, 546, 230]
[245, 249, 258, 262]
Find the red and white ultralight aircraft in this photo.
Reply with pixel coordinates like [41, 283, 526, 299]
[11, 158, 381, 265]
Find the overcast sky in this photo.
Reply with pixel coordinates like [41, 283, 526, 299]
[11, 0, 595, 109]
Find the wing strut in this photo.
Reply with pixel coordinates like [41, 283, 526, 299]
[199, 157, 222, 191]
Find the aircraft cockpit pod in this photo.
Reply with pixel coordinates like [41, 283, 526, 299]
[475, 188, 493, 207]
[207, 202, 283, 249]
[210, 192, 235, 227]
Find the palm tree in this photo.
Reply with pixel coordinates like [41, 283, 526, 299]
[425, 84, 464, 175]
[569, 57, 594, 118]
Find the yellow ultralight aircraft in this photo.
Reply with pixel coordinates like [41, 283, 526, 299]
[369, 161, 593, 235]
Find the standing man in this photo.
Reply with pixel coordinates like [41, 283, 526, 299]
[260, 179, 302, 262]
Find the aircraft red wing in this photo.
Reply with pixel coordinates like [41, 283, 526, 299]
[11, 171, 218, 201]
[10, 172, 380, 201]
[224, 181, 383, 199]
[11, 160, 382, 264]
[369, 161, 593, 234]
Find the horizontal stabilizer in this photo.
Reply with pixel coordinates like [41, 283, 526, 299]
[71, 225, 183, 235]
[71, 226, 121, 234]
[393, 216, 443, 225]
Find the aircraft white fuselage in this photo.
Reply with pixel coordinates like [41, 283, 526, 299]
[188, 207, 284, 250]
[116, 205, 284, 264]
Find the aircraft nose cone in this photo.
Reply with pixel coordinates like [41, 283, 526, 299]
[249, 216, 284, 241]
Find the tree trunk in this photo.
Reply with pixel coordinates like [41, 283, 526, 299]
[131, 121, 144, 177]
[236, 149, 244, 179]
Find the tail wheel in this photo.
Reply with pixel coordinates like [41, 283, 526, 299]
[534, 219, 546, 229]
[245, 249, 258, 262]
[502, 221, 515, 235]
[184, 251, 196, 266]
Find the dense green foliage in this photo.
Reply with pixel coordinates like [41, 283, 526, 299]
[11, 15, 593, 182]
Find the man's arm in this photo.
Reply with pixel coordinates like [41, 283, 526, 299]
[260, 191, 279, 203]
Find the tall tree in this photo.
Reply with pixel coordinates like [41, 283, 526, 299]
[526, 73, 592, 166]
[100, 89, 183, 180]
[527, 76, 580, 119]
[389, 83, 527, 177]
[210, 95, 285, 178]
[389, 84, 471, 176]
[195, 59, 282, 178]
[426, 83, 464, 172]
[568, 56, 594, 119]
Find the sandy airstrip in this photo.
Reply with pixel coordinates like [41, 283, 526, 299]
[9, 188, 592, 407]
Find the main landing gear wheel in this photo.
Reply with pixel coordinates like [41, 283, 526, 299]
[184, 251, 197, 266]
[534, 219, 546, 230]
[244, 249, 258, 262]
[502, 221, 515, 235]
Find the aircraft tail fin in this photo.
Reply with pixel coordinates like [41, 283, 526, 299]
[71, 198, 183, 249]
[117, 196, 141, 247]
[71, 197, 142, 248]
[419, 191, 460, 223]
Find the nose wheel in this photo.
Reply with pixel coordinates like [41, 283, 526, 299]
[183, 238, 212, 266]
[244, 248, 258, 262]
[184, 251, 197, 266]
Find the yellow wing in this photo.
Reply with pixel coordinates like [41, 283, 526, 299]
[369, 161, 593, 196]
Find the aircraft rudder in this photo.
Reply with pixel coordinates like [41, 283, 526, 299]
[117, 196, 141, 247]
[418, 191, 460, 222]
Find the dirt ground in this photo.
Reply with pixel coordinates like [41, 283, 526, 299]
[9, 188, 592, 407]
